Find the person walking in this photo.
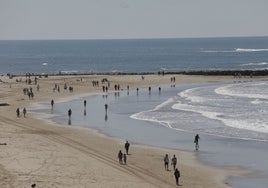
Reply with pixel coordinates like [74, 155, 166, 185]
[118, 150, 123, 164]
[194, 134, 200, 151]
[125, 141, 130, 155]
[123, 153, 127, 165]
[23, 107, 27, 118]
[164, 154, 169, 171]
[174, 168, 181, 186]
[51, 99, 54, 109]
[67, 109, 72, 125]
[16, 108, 20, 117]
[104, 104, 108, 114]
[171, 154, 177, 171]
[68, 109, 72, 118]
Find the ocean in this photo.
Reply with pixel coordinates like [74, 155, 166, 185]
[1, 36, 268, 75]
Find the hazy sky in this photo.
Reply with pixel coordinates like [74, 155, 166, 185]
[1, 0, 268, 40]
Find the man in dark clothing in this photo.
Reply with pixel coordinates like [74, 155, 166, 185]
[118, 150, 123, 164]
[51, 99, 54, 109]
[174, 168, 180, 186]
[23, 107, 27, 117]
[194, 134, 200, 151]
[16, 108, 20, 117]
[68, 109, 72, 119]
[125, 141, 130, 155]
[171, 154, 177, 171]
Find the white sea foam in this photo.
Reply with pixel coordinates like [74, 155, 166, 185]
[235, 48, 268, 52]
[215, 82, 268, 100]
[179, 87, 207, 103]
[220, 118, 268, 133]
[202, 50, 234, 53]
[172, 101, 268, 133]
[241, 62, 268, 66]
[132, 81, 268, 140]
[154, 97, 175, 110]
[42, 63, 48, 66]
[130, 111, 171, 129]
[60, 70, 79, 74]
[251, 99, 268, 105]
[172, 102, 222, 122]
[203, 48, 268, 53]
[131, 97, 174, 120]
[179, 82, 268, 133]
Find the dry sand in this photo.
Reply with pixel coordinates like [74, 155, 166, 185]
[0, 74, 260, 188]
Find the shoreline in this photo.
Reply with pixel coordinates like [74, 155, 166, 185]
[32, 107, 247, 188]
[0, 74, 264, 187]
[37, 82, 255, 185]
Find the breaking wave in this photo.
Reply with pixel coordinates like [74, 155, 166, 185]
[241, 62, 268, 66]
[235, 48, 268, 52]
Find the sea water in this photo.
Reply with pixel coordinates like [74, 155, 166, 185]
[132, 80, 268, 141]
[1, 36, 268, 75]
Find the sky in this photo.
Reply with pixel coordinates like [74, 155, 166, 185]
[0, 0, 268, 40]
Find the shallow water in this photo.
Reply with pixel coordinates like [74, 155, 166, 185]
[134, 80, 268, 141]
[35, 81, 268, 188]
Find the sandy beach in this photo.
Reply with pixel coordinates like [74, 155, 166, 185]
[0, 74, 263, 188]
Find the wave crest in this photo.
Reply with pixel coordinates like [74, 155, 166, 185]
[235, 48, 268, 52]
[241, 62, 268, 66]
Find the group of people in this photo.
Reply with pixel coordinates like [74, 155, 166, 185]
[14, 75, 203, 187]
[117, 150, 127, 165]
[115, 137, 202, 186]
[118, 141, 130, 165]
[35, 77, 198, 187]
[164, 154, 180, 186]
[47, 78, 199, 187]
[170, 76, 176, 82]
[162, 134, 200, 186]
[16, 107, 27, 118]
[22, 87, 35, 100]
